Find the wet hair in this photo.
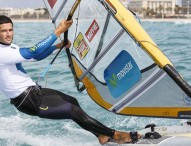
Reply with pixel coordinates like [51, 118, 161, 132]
[0, 15, 13, 26]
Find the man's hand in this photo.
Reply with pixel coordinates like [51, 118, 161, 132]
[54, 19, 73, 37]
[56, 40, 71, 49]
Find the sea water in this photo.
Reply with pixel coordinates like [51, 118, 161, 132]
[0, 20, 191, 146]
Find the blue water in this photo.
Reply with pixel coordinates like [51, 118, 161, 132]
[0, 20, 191, 146]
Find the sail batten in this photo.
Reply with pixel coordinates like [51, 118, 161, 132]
[95, 13, 111, 59]
[52, 0, 68, 23]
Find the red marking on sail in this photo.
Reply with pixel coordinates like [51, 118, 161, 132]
[85, 19, 100, 42]
[48, 0, 57, 9]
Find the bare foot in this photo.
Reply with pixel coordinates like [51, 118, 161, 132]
[113, 131, 132, 144]
[98, 135, 110, 145]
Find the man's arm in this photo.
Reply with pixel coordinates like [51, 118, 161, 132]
[0, 34, 57, 64]
[20, 19, 73, 61]
[19, 33, 57, 60]
[0, 19, 73, 64]
[54, 19, 73, 37]
[35, 40, 71, 61]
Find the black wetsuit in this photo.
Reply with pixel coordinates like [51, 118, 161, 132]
[10, 85, 115, 138]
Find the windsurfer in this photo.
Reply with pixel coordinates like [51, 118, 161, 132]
[0, 15, 139, 145]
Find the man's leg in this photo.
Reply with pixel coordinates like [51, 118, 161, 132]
[69, 104, 133, 144]
[11, 87, 133, 144]
[37, 88, 132, 144]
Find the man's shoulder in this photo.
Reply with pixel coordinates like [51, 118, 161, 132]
[0, 43, 19, 49]
[10, 43, 20, 50]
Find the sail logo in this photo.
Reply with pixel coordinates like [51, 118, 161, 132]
[73, 32, 90, 60]
[48, 0, 57, 9]
[85, 19, 100, 42]
[104, 50, 141, 98]
[109, 74, 118, 87]
[117, 61, 133, 81]
[109, 62, 133, 88]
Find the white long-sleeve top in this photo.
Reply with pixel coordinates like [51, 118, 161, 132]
[0, 33, 58, 98]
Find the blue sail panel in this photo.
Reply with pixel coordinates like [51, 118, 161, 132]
[104, 50, 141, 98]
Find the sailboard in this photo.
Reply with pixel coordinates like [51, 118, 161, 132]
[107, 122, 191, 146]
[43, 0, 191, 119]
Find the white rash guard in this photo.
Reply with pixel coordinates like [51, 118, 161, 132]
[0, 33, 57, 98]
[0, 43, 36, 98]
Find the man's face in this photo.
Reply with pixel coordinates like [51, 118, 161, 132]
[0, 23, 13, 45]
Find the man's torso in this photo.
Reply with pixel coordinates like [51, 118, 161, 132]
[0, 44, 36, 98]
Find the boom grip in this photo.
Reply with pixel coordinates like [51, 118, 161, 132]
[64, 0, 81, 45]
[64, 15, 72, 45]
[163, 64, 191, 98]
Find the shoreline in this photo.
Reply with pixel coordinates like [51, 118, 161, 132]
[142, 18, 191, 22]
[12, 19, 52, 23]
[12, 18, 191, 23]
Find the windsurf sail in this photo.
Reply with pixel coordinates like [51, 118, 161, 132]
[43, 0, 191, 119]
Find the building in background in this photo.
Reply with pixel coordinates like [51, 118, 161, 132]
[0, 7, 47, 19]
[127, 0, 176, 18]
[182, 0, 191, 15]
[0, 1, 190, 19]
[127, 0, 143, 11]
[120, 0, 129, 7]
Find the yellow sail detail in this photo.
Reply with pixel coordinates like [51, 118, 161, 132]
[107, 0, 173, 68]
[72, 59, 112, 109]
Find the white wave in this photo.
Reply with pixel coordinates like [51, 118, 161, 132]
[174, 20, 191, 25]
[0, 115, 100, 146]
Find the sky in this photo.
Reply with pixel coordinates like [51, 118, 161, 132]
[0, 0, 45, 8]
[0, 0, 182, 8]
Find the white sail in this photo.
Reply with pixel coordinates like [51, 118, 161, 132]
[43, 0, 191, 119]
